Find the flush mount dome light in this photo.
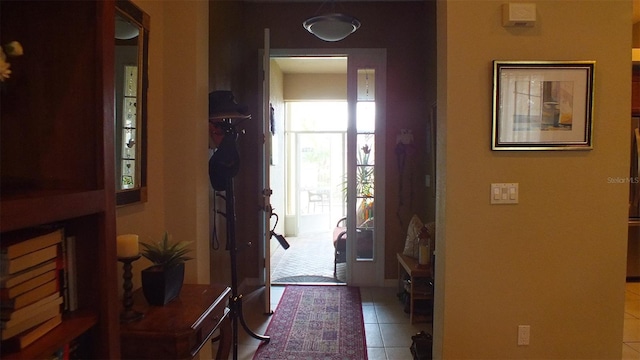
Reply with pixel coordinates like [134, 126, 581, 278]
[303, 13, 361, 42]
[115, 17, 139, 40]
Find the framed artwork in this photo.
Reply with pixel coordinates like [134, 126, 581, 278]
[492, 61, 595, 150]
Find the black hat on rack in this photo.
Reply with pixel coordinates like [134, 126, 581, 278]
[208, 91, 247, 191]
[208, 91, 250, 120]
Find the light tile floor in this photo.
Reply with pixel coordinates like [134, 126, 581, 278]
[215, 230, 638, 359]
[214, 285, 427, 360]
[214, 283, 639, 360]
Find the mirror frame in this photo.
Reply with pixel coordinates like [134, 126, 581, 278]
[115, 0, 149, 206]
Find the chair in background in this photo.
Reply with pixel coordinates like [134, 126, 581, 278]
[332, 201, 375, 277]
[307, 189, 330, 213]
[333, 218, 347, 277]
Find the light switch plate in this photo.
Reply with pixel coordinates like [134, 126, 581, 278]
[491, 183, 519, 204]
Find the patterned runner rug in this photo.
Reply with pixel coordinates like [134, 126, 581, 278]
[253, 285, 367, 360]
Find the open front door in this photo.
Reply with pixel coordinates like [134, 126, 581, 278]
[260, 28, 273, 315]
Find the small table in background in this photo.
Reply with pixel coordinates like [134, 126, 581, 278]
[120, 284, 231, 360]
[397, 253, 433, 324]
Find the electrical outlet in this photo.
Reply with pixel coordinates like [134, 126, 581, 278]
[517, 325, 530, 346]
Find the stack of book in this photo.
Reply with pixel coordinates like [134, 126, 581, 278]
[0, 228, 65, 352]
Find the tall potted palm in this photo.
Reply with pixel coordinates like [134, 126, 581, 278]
[341, 144, 374, 225]
[341, 145, 375, 201]
[140, 232, 193, 305]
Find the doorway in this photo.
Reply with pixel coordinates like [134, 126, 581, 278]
[271, 111, 347, 283]
[265, 49, 386, 287]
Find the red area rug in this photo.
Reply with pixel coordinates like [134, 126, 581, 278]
[253, 285, 367, 360]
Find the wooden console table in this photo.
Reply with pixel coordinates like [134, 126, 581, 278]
[397, 253, 433, 324]
[120, 284, 231, 360]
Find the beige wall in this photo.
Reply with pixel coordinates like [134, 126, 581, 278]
[116, 0, 211, 293]
[209, 1, 434, 282]
[283, 74, 347, 100]
[115, 0, 630, 357]
[434, 0, 630, 358]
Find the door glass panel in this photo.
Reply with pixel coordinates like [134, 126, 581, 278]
[357, 69, 375, 101]
[288, 102, 347, 132]
[120, 66, 137, 190]
[299, 133, 331, 213]
[115, 0, 149, 206]
[356, 135, 374, 197]
[357, 102, 376, 132]
[285, 102, 348, 231]
[355, 69, 375, 261]
[296, 133, 346, 232]
[285, 132, 297, 216]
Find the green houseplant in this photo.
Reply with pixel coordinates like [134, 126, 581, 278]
[340, 144, 374, 227]
[341, 144, 374, 200]
[140, 232, 193, 305]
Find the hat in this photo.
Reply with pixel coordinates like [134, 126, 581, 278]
[208, 91, 250, 120]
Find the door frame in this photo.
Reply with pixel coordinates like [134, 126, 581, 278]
[259, 29, 272, 315]
[346, 49, 387, 287]
[259, 48, 387, 298]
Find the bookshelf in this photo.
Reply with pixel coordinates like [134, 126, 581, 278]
[0, 0, 119, 358]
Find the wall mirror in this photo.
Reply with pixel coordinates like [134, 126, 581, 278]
[115, 0, 149, 206]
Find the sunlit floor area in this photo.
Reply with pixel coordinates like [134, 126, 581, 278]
[624, 281, 640, 359]
[270, 231, 346, 284]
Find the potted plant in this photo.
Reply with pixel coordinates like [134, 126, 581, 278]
[140, 231, 193, 305]
[340, 144, 375, 226]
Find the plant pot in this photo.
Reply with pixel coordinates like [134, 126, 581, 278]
[141, 263, 185, 305]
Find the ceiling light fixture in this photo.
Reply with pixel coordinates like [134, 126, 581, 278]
[115, 17, 139, 40]
[303, 2, 360, 42]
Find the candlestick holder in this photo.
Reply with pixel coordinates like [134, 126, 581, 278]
[118, 254, 144, 323]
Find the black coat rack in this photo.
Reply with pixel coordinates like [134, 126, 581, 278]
[209, 118, 270, 360]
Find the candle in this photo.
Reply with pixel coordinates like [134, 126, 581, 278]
[418, 245, 429, 266]
[418, 238, 430, 266]
[117, 234, 139, 258]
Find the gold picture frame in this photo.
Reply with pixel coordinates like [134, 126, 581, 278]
[492, 60, 595, 150]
